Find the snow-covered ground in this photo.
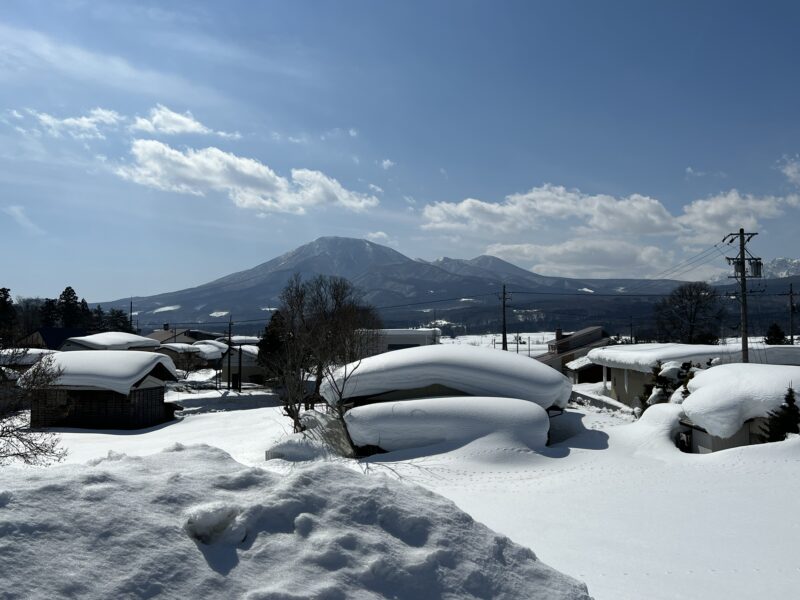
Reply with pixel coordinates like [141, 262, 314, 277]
[4, 382, 800, 599]
[440, 331, 555, 357]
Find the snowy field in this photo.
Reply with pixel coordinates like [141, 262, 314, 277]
[3, 387, 799, 599]
[440, 331, 557, 357]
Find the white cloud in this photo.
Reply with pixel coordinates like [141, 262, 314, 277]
[685, 166, 726, 179]
[439, 167, 448, 179]
[0, 23, 219, 103]
[380, 159, 395, 170]
[422, 184, 678, 235]
[2, 205, 45, 235]
[115, 139, 379, 215]
[780, 156, 800, 186]
[368, 184, 384, 194]
[28, 107, 123, 140]
[131, 104, 239, 138]
[348, 128, 358, 138]
[366, 231, 395, 245]
[486, 239, 668, 279]
[676, 189, 794, 243]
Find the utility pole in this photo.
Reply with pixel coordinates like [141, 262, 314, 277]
[723, 228, 761, 363]
[129, 299, 134, 332]
[499, 285, 511, 350]
[790, 283, 795, 346]
[227, 317, 233, 390]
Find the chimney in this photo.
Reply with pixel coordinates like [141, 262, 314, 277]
[555, 328, 563, 340]
[163, 323, 169, 331]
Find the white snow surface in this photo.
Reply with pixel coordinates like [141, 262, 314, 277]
[0, 445, 591, 599]
[679, 363, 800, 438]
[0, 347, 58, 366]
[321, 344, 572, 409]
[159, 343, 201, 354]
[63, 332, 160, 351]
[193, 339, 229, 352]
[345, 396, 550, 452]
[565, 355, 592, 371]
[21, 350, 178, 395]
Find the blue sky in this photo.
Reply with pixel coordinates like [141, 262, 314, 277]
[2, 0, 800, 301]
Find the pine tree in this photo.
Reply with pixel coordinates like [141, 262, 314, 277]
[39, 298, 59, 327]
[764, 323, 788, 345]
[0, 288, 17, 344]
[760, 387, 800, 442]
[57, 287, 81, 328]
[92, 306, 107, 331]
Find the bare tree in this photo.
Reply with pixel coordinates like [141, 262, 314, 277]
[1, 350, 66, 466]
[260, 274, 382, 435]
[654, 282, 726, 344]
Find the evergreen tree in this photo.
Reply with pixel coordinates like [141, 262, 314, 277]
[0, 288, 17, 343]
[92, 305, 107, 331]
[764, 322, 788, 345]
[760, 387, 800, 442]
[257, 310, 286, 374]
[57, 287, 82, 328]
[107, 308, 133, 333]
[39, 298, 59, 327]
[79, 299, 93, 329]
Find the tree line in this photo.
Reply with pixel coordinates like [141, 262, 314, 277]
[0, 285, 133, 345]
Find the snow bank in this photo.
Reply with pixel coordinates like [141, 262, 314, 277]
[62, 332, 160, 351]
[20, 350, 178, 395]
[0, 445, 591, 599]
[0, 347, 58, 366]
[345, 396, 550, 452]
[322, 344, 572, 409]
[680, 363, 800, 438]
[587, 343, 740, 373]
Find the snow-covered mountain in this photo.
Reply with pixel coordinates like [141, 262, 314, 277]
[761, 257, 800, 279]
[97, 236, 686, 329]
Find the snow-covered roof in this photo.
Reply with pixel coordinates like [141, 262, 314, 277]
[216, 335, 260, 346]
[678, 363, 800, 438]
[565, 356, 593, 371]
[321, 344, 572, 409]
[159, 343, 201, 354]
[587, 343, 739, 373]
[21, 350, 178, 395]
[0, 348, 59, 367]
[192, 339, 228, 351]
[62, 332, 160, 351]
[344, 396, 550, 452]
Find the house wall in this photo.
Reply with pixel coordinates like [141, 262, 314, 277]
[221, 363, 264, 385]
[608, 367, 653, 406]
[31, 386, 168, 429]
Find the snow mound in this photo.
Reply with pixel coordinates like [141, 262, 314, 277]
[345, 396, 550, 452]
[0, 445, 591, 599]
[20, 350, 178, 395]
[62, 332, 160, 351]
[680, 363, 800, 438]
[322, 344, 572, 409]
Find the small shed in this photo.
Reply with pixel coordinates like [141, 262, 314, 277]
[60, 332, 160, 352]
[27, 350, 178, 429]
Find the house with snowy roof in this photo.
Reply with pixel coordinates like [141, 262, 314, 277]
[27, 350, 178, 429]
[320, 344, 572, 412]
[60, 332, 160, 352]
[537, 327, 613, 377]
[586, 343, 740, 407]
[146, 327, 223, 345]
[674, 363, 800, 453]
[221, 344, 264, 387]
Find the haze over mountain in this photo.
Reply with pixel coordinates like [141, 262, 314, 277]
[99, 236, 691, 331]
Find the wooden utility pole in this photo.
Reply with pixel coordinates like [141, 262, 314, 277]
[227, 317, 232, 390]
[724, 228, 760, 363]
[790, 283, 795, 346]
[499, 285, 511, 350]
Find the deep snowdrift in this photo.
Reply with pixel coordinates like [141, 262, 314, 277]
[345, 396, 550, 452]
[321, 344, 572, 409]
[678, 363, 800, 438]
[0, 445, 591, 599]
